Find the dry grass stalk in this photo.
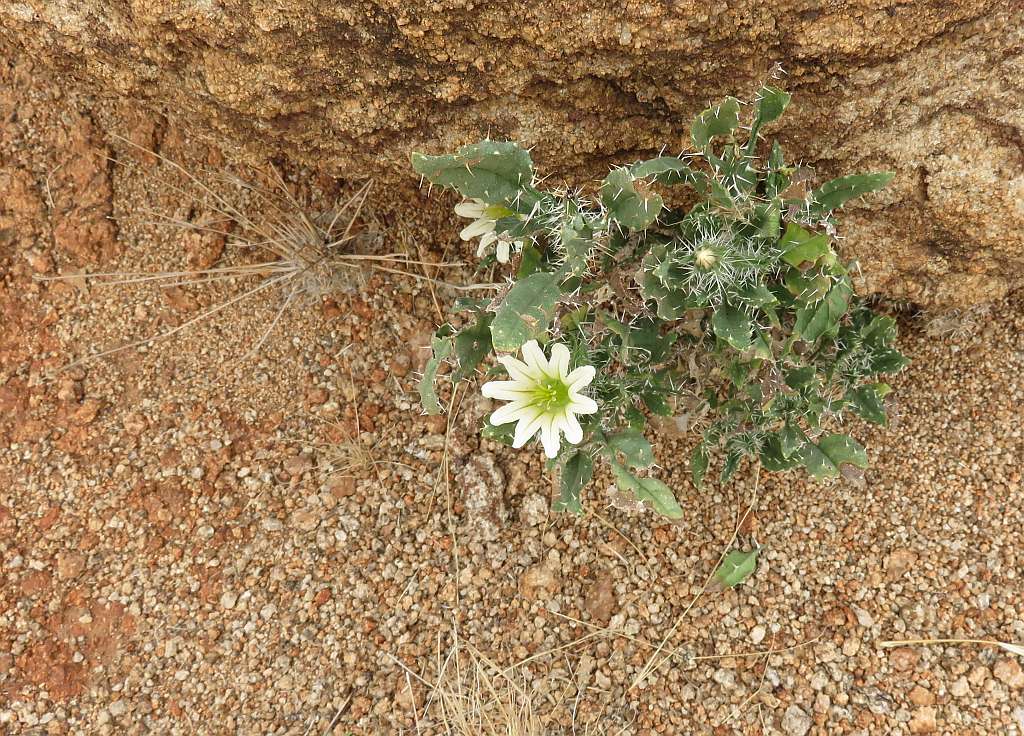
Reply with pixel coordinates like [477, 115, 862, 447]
[879, 638, 1024, 657]
[396, 630, 543, 736]
[39, 137, 483, 368]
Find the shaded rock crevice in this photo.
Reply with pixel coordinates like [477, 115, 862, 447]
[1, 0, 1021, 307]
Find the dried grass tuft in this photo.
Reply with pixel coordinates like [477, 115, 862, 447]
[39, 137, 462, 368]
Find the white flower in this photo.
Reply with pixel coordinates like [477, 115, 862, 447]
[481, 340, 598, 458]
[454, 198, 525, 264]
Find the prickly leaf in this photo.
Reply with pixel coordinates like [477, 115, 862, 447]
[712, 304, 753, 351]
[490, 272, 560, 352]
[555, 451, 593, 514]
[411, 141, 533, 204]
[419, 332, 453, 414]
[602, 168, 663, 230]
[779, 222, 831, 267]
[714, 549, 759, 588]
[798, 434, 868, 479]
[453, 314, 493, 381]
[610, 461, 683, 519]
[691, 97, 741, 149]
[606, 429, 654, 469]
[807, 172, 894, 216]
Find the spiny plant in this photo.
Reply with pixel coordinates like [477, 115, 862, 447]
[413, 87, 907, 518]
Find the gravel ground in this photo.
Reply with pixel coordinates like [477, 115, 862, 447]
[2, 53, 1023, 736]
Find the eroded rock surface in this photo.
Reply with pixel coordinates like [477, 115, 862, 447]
[2, 1, 1022, 306]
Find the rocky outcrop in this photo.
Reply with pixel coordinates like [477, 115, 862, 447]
[2, 1, 1022, 307]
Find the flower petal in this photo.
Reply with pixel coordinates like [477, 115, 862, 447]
[566, 364, 596, 392]
[480, 380, 533, 402]
[454, 201, 486, 219]
[561, 411, 583, 444]
[497, 355, 535, 383]
[512, 409, 546, 448]
[539, 415, 561, 458]
[496, 239, 511, 264]
[568, 394, 598, 415]
[520, 340, 547, 374]
[548, 343, 570, 379]
[490, 399, 532, 426]
[460, 218, 495, 241]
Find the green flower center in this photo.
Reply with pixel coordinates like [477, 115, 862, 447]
[530, 375, 572, 413]
[484, 204, 515, 220]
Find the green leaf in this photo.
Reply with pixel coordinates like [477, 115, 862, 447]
[760, 434, 801, 471]
[691, 444, 710, 488]
[516, 243, 542, 278]
[481, 420, 515, 445]
[737, 284, 779, 310]
[807, 172, 894, 216]
[601, 168, 663, 230]
[798, 434, 868, 479]
[714, 549, 759, 588]
[453, 297, 490, 313]
[419, 333, 453, 414]
[453, 314, 493, 381]
[779, 422, 804, 457]
[638, 265, 691, 320]
[784, 366, 817, 390]
[785, 270, 832, 302]
[411, 141, 533, 205]
[610, 461, 683, 519]
[750, 329, 773, 360]
[870, 347, 909, 374]
[752, 86, 791, 131]
[720, 446, 743, 484]
[779, 222, 831, 267]
[765, 140, 790, 198]
[630, 157, 702, 186]
[629, 323, 678, 365]
[691, 97, 741, 149]
[846, 385, 888, 425]
[560, 223, 593, 277]
[752, 202, 781, 239]
[489, 272, 561, 352]
[606, 429, 654, 469]
[555, 451, 593, 514]
[641, 391, 672, 416]
[793, 277, 853, 343]
[712, 304, 752, 351]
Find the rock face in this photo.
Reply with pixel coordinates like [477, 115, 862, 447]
[2, 1, 1022, 306]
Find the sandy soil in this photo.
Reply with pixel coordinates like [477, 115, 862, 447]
[2, 54, 1024, 735]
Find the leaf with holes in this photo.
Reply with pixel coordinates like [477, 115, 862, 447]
[605, 429, 654, 469]
[798, 434, 868, 479]
[489, 272, 561, 352]
[610, 461, 683, 518]
[419, 331, 453, 415]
